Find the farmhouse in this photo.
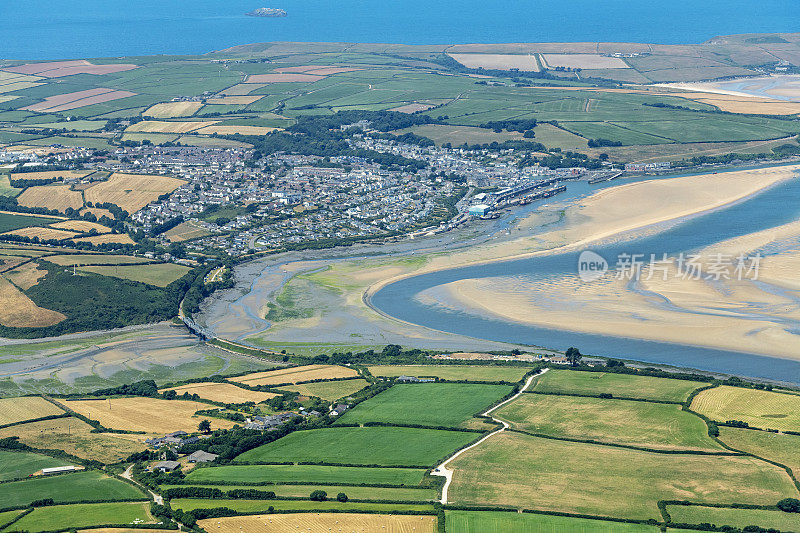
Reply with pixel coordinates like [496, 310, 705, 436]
[245, 412, 298, 430]
[330, 403, 351, 417]
[153, 460, 180, 472]
[397, 375, 436, 383]
[187, 450, 218, 463]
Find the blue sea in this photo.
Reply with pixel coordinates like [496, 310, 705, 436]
[3, 0, 799, 60]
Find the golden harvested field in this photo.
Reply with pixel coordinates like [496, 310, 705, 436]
[48, 220, 110, 233]
[4, 226, 77, 241]
[17, 184, 84, 212]
[281, 379, 371, 401]
[163, 220, 210, 242]
[542, 54, 630, 69]
[0, 277, 65, 327]
[143, 101, 203, 118]
[126, 120, 218, 134]
[198, 513, 437, 533]
[0, 416, 146, 462]
[44, 254, 151, 266]
[9, 170, 91, 181]
[63, 397, 237, 434]
[691, 386, 800, 431]
[0, 396, 64, 426]
[230, 364, 359, 386]
[206, 95, 264, 105]
[448, 53, 540, 71]
[161, 382, 278, 404]
[71, 233, 136, 245]
[84, 172, 186, 214]
[4, 261, 48, 289]
[194, 124, 279, 135]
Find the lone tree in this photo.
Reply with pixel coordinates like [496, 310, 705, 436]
[565, 347, 582, 366]
[198, 419, 211, 434]
[336, 492, 349, 502]
[778, 498, 800, 513]
[310, 490, 328, 501]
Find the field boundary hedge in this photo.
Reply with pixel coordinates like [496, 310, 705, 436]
[0, 413, 70, 430]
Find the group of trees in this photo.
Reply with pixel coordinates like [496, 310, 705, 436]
[479, 118, 538, 133]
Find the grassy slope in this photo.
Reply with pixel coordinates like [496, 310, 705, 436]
[185, 464, 428, 486]
[666, 505, 800, 531]
[447, 432, 797, 521]
[445, 510, 662, 533]
[532, 370, 705, 402]
[335, 383, 511, 427]
[498, 393, 723, 451]
[718, 426, 800, 474]
[0, 470, 145, 508]
[691, 386, 800, 432]
[234, 426, 476, 466]
[8, 502, 152, 533]
[0, 450, 67, 481]
[367, 365, 533, 382]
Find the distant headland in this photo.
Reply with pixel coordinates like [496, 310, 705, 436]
[246, 8, 287, 17]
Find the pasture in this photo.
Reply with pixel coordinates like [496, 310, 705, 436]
[0, 416, 146, 462]
[230, 364, 359, 386]
[280, 378, 370, 401]
[8, 502, 153, 533]
[63, 397, 236, 433]
[532, 369, 704, 402]
[0, 450, 66, 481]
[445, 510, 661, 533]
[198, 513, 438, 533]
[235, 426, 476, 466]
[0, 470, 145, 508]
[161, 382, 278, 403]
[185, 464, 427, 485]
[718, 426, 800, 474]
[336, 383, 511, 427]
[691, 386, 800, 431]
[367, 364, 532, 382]
[665, 505, 800, 531]
[163, 220, 210, 242]
[171, 499, 434, 514]
[78, 263, 190, 287]
[398, 124, 526, 146]
[17, 184, 83, 212]
[542, 54, 630, 69]
[0, 212, 60, 233]
[498, 393, 722, 451]
[0, 396, 63, 426]
[83, 172, 186, 214]
[447, 432, 796, 520]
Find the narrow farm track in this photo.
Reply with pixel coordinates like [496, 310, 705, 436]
[431, 367, 548, 503]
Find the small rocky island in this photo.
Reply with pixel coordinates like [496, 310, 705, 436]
[246, 7, 287, 17]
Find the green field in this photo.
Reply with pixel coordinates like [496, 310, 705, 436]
[169, 498, 435, 514]
[280, 379, 370, 401]
[161, 483, 438, 501]
[445, 510, 662, 533]
[0, 470, 145, 508]
[0, 510, 23, 529]
[666, 504, 800, 531]
[367, 365, 533, 383]
[532, 370, 705, 402]
[691, 386, 800, 431]
[0, 450, 67, 481]
[499, 393, 722, 451]
[335, 383, 511, 427]
[718, 426, 800, 474]
[235, 426, 476, 466]
[0, 212, 60, 233]
[185, 464, 428, 486]
[78, 263, 191, 287]
[6, 502, 153, 532]
[447, 431, 796, 521]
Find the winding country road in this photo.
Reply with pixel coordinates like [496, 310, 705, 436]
[431, 367, 548, 503]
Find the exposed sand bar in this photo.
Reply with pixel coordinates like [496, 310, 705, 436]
[367, 165, 800, 297]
